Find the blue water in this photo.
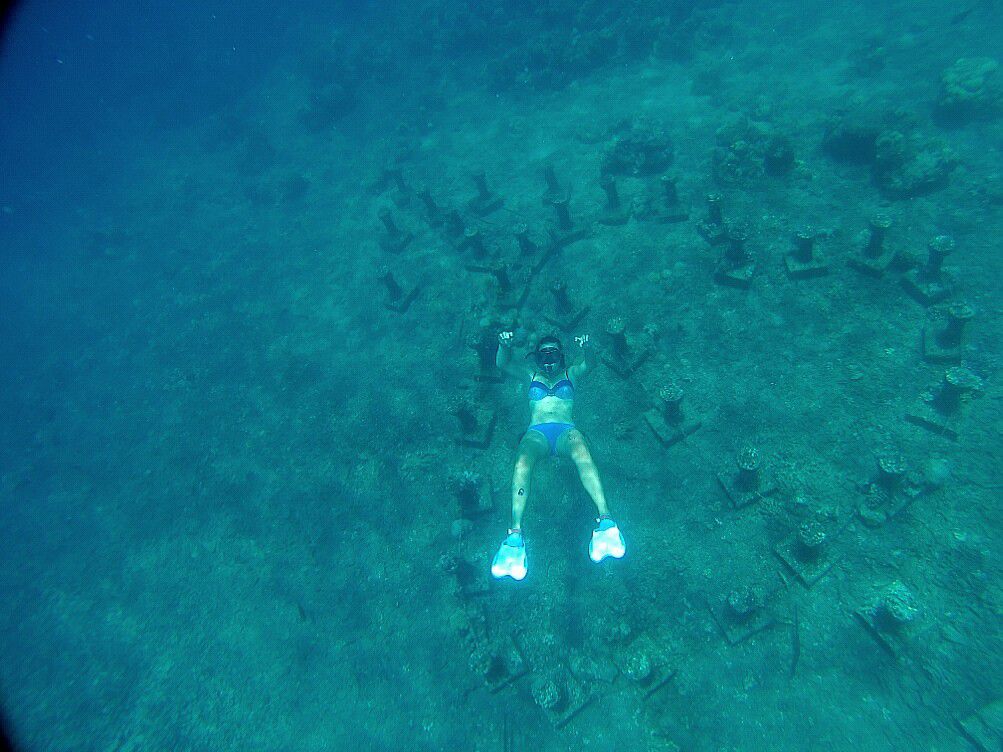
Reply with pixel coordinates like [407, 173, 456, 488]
[2, 1, 1001, 750]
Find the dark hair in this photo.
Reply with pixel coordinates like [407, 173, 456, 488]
[537, 335, 562, 351]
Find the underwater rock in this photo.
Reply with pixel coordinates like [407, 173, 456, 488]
[602, 126, 674, 176]
[873, 130, 957, 199]
[712, 115, 795, 185]
[936, 57, 1002, 124]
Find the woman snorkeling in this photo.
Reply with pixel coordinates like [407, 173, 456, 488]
[490, 331, 626, 581]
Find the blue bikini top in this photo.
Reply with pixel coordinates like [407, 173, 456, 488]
[528, 371, 574, 401]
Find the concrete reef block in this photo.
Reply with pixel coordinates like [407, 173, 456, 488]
[513, 223, 537, 256]
[544, 280, 590, 332]
[644, 173, 689, 223]
[417, 186, 444, 226]
[697, 193, 728, 245]
[717, 446, 777, 508]
[600, 316, 651, 379]
[441, 552, 491, 599]
[541, 164, 570, 206]
[901, 235, 954, 305]
[379, 268, 420, 313]
[708, 583, 777, 645]
[617, 645, 676, 701]
[467, 170, 503, 216]
[444, 209, 467, 241]
[714, 222, 755, 289]
[470, 636, 528, 693]
[455, 400, 498, 448]
[460, 226, 489, 258]
[774, 519, 839, 587]
[922, 301, 974, 363]
[551, 195, 573, 230]
[533, 673, 593, 729]
[465, 261, 532, 311]
[857, 450, 925, 527]
[469, 330, 505, 384]
[905, 366, 983, 440]
[784, 226, 829, 279]
[377, 207, 413, 254]
[853, 580, 921, 659]
[847, 213, 894, 276]
[453, 469, 494, 519]
[712, 115, 796, 185]
[546, 196, 589, 249]
[597, 174, 631, 225]
[643, 380, 701, 447]
[383, 165, 412, 208]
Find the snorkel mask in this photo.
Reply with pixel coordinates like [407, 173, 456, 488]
[534, 338, 565, 375]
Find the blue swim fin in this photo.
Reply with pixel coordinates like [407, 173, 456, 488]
[491, 529, 528, 581]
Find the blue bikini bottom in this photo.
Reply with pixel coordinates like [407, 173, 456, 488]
[527, 422, 575, 455]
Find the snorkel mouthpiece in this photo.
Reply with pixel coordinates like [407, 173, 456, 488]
[537, 342, 563, 374]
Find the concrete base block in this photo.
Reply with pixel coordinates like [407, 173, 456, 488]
[717, 470, 777, 509]
[643, 408, 701, 447]
[784, 253, 829, 280]
[456, 409, 498, 449]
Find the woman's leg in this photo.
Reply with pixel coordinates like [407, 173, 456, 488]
[510, 431, 549, 529]
[560, 430, 610, 517]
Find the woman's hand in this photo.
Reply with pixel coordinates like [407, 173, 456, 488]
[569, 334, 590, 379]
[498, 331, 514, 348]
